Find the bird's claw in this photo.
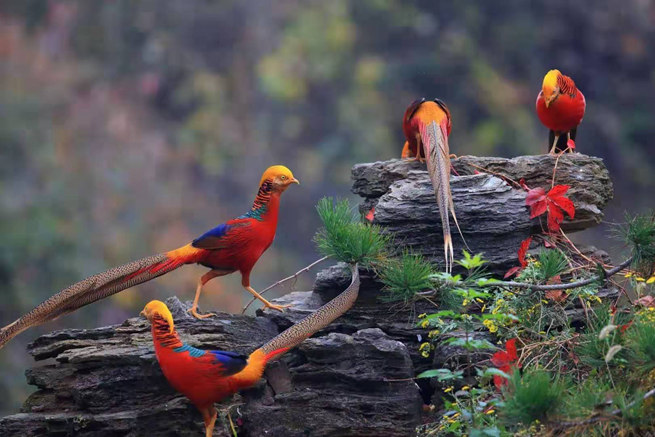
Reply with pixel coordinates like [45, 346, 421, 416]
[188, 308, 217, 319]
[265, 303, 291, 312]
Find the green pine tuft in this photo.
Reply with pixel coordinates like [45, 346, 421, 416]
[313, 197, 389, 266]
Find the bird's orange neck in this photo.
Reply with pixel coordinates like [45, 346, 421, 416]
[150, 315, 183, 351]
[242, 180, 282, 222]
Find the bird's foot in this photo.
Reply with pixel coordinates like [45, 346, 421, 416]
[188, 307, 217, 319]
[265, 302, 291, 312]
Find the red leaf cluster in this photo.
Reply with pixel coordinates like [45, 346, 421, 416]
[524, 183, 575, 233]
[490, 338, 521, 389]
[364, 207, 375, 223]
[504, 237, 532, 278]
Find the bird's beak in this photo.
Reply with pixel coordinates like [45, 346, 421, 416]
[139, 310, 146, 317]
[544, 88, 559, 108]
[290, 177, 300, 185]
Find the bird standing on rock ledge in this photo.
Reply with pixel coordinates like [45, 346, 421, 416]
[401, 98, 464, 273]
[141, 265, 360, 437]
[0, 165, 299, 350]
[536, 69, 586, 154]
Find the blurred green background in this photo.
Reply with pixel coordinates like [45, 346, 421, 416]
[1, 0, 654, 415]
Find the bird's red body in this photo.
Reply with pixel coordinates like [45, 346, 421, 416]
[535, 69, 585, 153]
[149, 313, 283, 411]
[154, 184, 284, 289]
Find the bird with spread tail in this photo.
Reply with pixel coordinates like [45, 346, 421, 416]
[401, 98, 464, 273]
[141, 265, 360, 437]
[0, 165, 299, 350]
[536, 69, 586, 154]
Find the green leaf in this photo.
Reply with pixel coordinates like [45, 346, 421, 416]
[416, 368, 464, 381]
[482, 368, 510, 379]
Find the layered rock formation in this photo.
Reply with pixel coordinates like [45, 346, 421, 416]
[0, 154, 614, 436]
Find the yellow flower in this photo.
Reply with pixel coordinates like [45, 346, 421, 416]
[444, 386, 454, 393]
[461, 385, 470, 390]
[418, 313, 427, 318]
[636, 277, 646, 282]
[486, 409, 495, 415]
[462, 299, 470, 306]
[423, 320, 433, 329]
[481, 304, 487, 313]
[483, 319, 498, 333]
[476, 298, 484, 303]
[625, 272, 634, 278]
[648, 277, 655, 284]
[428, 329, 440, 338]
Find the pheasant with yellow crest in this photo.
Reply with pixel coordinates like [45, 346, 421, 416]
[0, 165, 299, 349]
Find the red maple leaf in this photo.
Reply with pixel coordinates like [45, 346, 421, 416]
[365, 207, 375, 223]
[567, 139, 576, 150]
[504, 237, 532, 278]
[525, 184, 575, 233]
[490, 338, 521, 390]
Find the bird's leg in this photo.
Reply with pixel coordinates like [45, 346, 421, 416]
[188, 270, 223, 319]
[548, 134, 560, 155]
[244, 285, 290, 312]
[201, 406, 218, 437]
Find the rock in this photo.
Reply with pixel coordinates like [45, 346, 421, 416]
[0, 296, 423, 436]
[0, 154, 617, 435]
[352, 154, 613, 274]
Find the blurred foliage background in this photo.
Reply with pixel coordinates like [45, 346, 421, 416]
[1, 0, 654, 415]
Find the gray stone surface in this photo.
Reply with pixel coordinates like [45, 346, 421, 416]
[352, 154, 613, 274]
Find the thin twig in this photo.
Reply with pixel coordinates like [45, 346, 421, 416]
[241, 256, 330, 313]
[461, 162, 522, 189]
[420, 258, 633, 297]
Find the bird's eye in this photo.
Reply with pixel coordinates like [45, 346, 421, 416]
[280, 175, 287, 180]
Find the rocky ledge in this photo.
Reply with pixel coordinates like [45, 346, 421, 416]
[0, 154, 615, 436]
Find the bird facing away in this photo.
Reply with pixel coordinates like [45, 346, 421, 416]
[402, 98, 463, 273]
[0, 165, 299, 350]
[142, 265, 360, 437]
[536, 69, 586, 154]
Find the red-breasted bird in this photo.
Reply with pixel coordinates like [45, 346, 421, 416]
[142, 265, 360, 437]
[536, 69, 586, 154]
[0, 165, 299, 349]
[402, 98, 463, 273]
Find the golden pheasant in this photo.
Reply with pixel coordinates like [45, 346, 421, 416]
[402, 98, 462, 273]
[142, 265, 360, 436]
[0, 165, 299, 349]
[536, 69, 586, 154]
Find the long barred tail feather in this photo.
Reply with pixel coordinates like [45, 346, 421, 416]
[422, 120, 455, 273]
[261, 265, 360, 356]
[0, 253, 185, 349]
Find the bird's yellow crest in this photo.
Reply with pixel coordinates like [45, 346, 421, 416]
[258, 165, 299, 187]
[141, 300, 175, 333]
[542, 69, 561, 104]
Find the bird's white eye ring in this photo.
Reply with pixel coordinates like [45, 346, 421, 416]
[280, 175, 287, 180]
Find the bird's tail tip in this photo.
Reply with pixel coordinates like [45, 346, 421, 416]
[444, 233, 454, 274]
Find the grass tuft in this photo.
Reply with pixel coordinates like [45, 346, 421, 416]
[621, 212, 655, 276]
[379, 251, 435, 302]
[502, 370, 564, 425]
